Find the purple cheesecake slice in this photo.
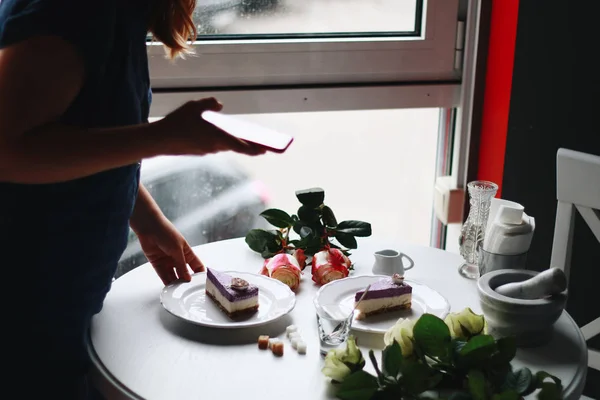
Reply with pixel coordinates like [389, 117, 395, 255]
[354, 274, 412, 319]
[205, 268, 259, 319]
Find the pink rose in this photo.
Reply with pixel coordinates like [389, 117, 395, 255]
[260, 253, 302, 291]
[311, 248, 351, 285]
[292, 249, 308, 270]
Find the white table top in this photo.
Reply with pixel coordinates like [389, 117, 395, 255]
[89, 237, 587, 400]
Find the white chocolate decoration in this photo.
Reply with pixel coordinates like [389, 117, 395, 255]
[230, 277, 249, 291]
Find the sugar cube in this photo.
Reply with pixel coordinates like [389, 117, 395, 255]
[296, 341, 307, 354]
[289, 332, 302, 341]
[258, 335, 269, 350]
[271, 341, 284, 357]
[268, 338, 280, 349]
[291, 338, 300, 349]
[286, 325, 298, 337]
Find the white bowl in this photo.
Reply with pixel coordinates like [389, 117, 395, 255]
[477, 269, 567, 347]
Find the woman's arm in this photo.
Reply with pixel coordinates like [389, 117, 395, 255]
[0, 36, 264, 184]
[130, 182, 205, 283]
[0, 36, 162, 183]
[129, 183, 166, 235]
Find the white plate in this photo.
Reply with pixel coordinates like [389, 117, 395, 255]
[313, 275, 451, 334]
[160, 271, 296, 328]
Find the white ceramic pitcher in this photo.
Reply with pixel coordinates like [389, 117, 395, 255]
[372, 249, 414, 276]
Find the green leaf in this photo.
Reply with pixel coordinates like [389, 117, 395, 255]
[259, 208, 294, 228]
[458, 335, 497, 368]
[336, 371, 379, 400]
[452, 339, 467, 357]
[301, 234, 324, 256]
[427, 373, 444, 390]
[413, 314, 452, 359]
[297, 205, 321, 223]
[336, 233, 358, 249]
[382, 340, 403, 379]
[292, 222, 304, 235]
[494, 336, 517, 365]
[491, 390, 520, 400]
[299, 226, 313, 238]
[503, 368, 532, 395]
[400, 359, 433, 395]
[467, 369, 487, 400]
[449, 393, 473, 400]
[372, 384, 403, 399]
[322, 205, 338, 227]
[336, 220, 373, 237]
[260, 249, 279, 258]
[488, 363, 511, 390]
[245, 229, 281, 257]
[460, 335, 496, 356]
[295, 187, 325, 207]
[535, 371, 562, 389]
[537, 382, 562, 400]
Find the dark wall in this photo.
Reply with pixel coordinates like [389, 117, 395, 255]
[501, 1, 599, 396]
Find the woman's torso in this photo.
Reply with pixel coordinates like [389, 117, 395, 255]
[0, 0, 153, 307]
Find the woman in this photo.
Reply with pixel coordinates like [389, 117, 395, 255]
[0, 0, 268, 398]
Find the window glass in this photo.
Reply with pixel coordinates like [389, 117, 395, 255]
[118, 108, 440, 277]
[193, 0, 421, 36]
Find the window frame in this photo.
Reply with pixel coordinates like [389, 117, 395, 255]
[148, 0, 460, 89]
[149, 83, 460, 117]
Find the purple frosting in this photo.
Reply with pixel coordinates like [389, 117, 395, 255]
[207, 269, 259, 302]
[355, 277, 412, 301]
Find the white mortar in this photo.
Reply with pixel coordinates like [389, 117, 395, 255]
[477, 269, 567, 347]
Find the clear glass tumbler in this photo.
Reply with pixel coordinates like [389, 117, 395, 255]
[315, 303, 354, 356]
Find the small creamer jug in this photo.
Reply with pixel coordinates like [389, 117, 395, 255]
[372, 249, 414, 276]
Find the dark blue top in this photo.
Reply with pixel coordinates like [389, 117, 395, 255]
[0, 0, 153, 373]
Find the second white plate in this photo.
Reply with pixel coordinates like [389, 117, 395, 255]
[160, 271, 296, 329]
[314, 275, 451, 334]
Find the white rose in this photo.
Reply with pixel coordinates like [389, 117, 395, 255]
[321, 336, 364, 382]
[383, 318, 415, 357]
[444, 307, 486, 339]
[321, 351, 353, 382]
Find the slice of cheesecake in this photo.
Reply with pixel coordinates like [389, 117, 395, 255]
[354, 274, 412, 319]
[205, 268, 259, 319]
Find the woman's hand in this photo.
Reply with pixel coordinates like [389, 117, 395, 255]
[136, 215, 204, 285]
[155, 97, 268, 157]
[130, 184, 204, 285]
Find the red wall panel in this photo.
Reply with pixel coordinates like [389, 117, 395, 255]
[477, 0, 520, 198]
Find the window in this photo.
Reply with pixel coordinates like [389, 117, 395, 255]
[119, 108, 446, 277]
[222, 108, 441, 245]
[148, 0, 461, 89]
[141, 0, 487, 266]
[194, 0, 420, 34]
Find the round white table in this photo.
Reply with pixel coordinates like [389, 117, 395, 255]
[88, 237, 588, 400]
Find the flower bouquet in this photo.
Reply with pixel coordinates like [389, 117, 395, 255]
[322, 308, 563, 400]
[245, 187, 372, 290]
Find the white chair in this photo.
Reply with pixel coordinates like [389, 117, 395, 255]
[551, 148, 600, 398]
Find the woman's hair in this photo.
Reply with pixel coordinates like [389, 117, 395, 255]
[149, 0, 198, 59]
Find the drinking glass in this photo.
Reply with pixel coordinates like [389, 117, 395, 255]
[315, 303, 354, 356]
